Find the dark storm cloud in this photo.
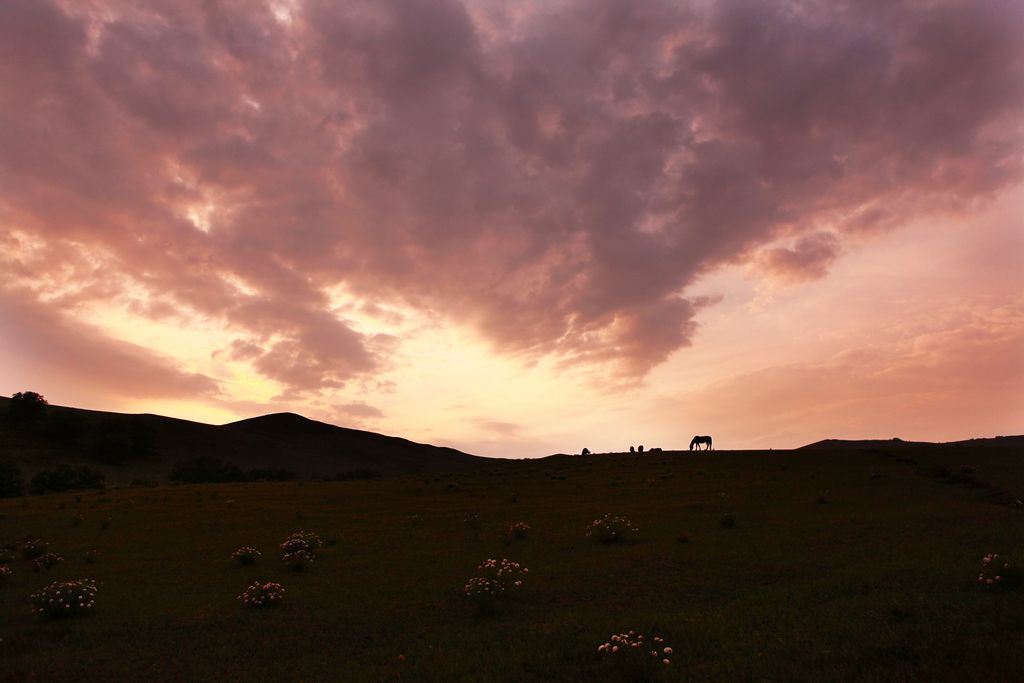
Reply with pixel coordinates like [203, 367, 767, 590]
[1, 0, 1021, 390]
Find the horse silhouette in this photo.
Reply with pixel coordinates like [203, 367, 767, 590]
[689, 435, 713, 451]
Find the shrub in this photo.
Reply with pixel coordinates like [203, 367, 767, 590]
[587, 514, 640, 543]
[978, 553, 1022, 589]
[232, 547, 261, 566]
[170, 456, 246, 484]
[22, 539, 49, 560]
[0, 564, 12, 584]
[335, 468, 382, 481]
[9, 391, 47, 424]
[0, 461, 24, 498]
[30, 464, 105, 494]
[283, 549, 315, 571]
[279, 531, 321, 556]
[248, 468, 295, 482]
[597, 631, 674, 677]
[463, 558, 528, 607]
[508, 522, 531, 540]
[31, 579, 97, 618]
[33, 553, 64, 572]
[238, 581, 285, 608]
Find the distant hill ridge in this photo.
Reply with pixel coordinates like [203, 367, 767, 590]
[0, 397, 487, 483]
[799, 436, 1024, 450]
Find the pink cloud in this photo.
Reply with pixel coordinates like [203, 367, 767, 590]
[0, 0, 1021, 392]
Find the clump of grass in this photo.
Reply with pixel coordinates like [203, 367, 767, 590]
[232, 546, 261, 566]
[587, 514, 640, 543]
[238, 581, 285, 608]
[720, 513, 737, 529]
[31, 579, 97, 618]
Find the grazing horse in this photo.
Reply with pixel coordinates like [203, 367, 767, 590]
[689, 435, 713, 451]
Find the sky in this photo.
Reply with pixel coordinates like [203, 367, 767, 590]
[1, 0, 1022, 457]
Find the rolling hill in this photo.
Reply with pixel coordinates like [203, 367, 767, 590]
[0, 397, 488, 483]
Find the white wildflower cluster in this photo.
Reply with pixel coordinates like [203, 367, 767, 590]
[231, 546, 262, 566]
[238, 581, 285, 608]
[979, 553, 1011, 587]
[597, 631, 673, 667]
[279, 531, 321, 556]
[463, 558, 528, 601]
[32, 553, 64, 572]
[30, 579, 97, 618]
[283, 549, 315, 571]
[587, 514, 640, 543]
[508, 522, 531, 539]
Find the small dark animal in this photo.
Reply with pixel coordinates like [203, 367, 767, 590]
[581, 447, 591, 456]
[629, 446, 635, 453]
[638, 445, 644, 453]
[689, 435, 713, 451]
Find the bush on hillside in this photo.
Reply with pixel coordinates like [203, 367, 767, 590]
[9, 391, 48, 424]
[170, 456, 246, 484]
[248, 468, 295, 481]
[0, 462, 24, 498]
[30, 465, 105, 495]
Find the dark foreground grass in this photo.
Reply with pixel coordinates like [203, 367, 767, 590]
[1, 445, 1023, 682]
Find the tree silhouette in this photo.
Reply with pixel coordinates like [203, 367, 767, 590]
[10, 391, 48, 424]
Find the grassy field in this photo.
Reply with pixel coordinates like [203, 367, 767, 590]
[2, 444, 1023, 682]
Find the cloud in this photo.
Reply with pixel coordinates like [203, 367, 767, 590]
[1, 0, 1021, 391]
[754, 232, 842, 284]
[666, 299, 1024, 447]
[0, 287, 220, 400]
[333, 401, 385, 419]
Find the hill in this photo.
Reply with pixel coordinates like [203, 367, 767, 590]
[799, 435, 1024, 450]
[0, 397, 487, 483]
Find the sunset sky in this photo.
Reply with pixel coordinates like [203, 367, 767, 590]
[1, 0, 1022, 457]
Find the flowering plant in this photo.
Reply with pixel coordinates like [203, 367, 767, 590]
[33, 553, 64, 572]
[587, 514, 640, 543]
[508, 522, 531, 540]
[463, 558, 528, 604]
[597, 631, 674, 677]
[31, 579, 97, 618]
[238, 580, 285, 608]
[0, 564, 11, 583]
[232, 546, 262, 566]
[279, 531, 321, 556]
[283, 549, 315, 571]
[978, 553, 1020, 588]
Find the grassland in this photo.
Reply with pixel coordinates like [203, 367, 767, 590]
[2, 444, 1023, 682]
